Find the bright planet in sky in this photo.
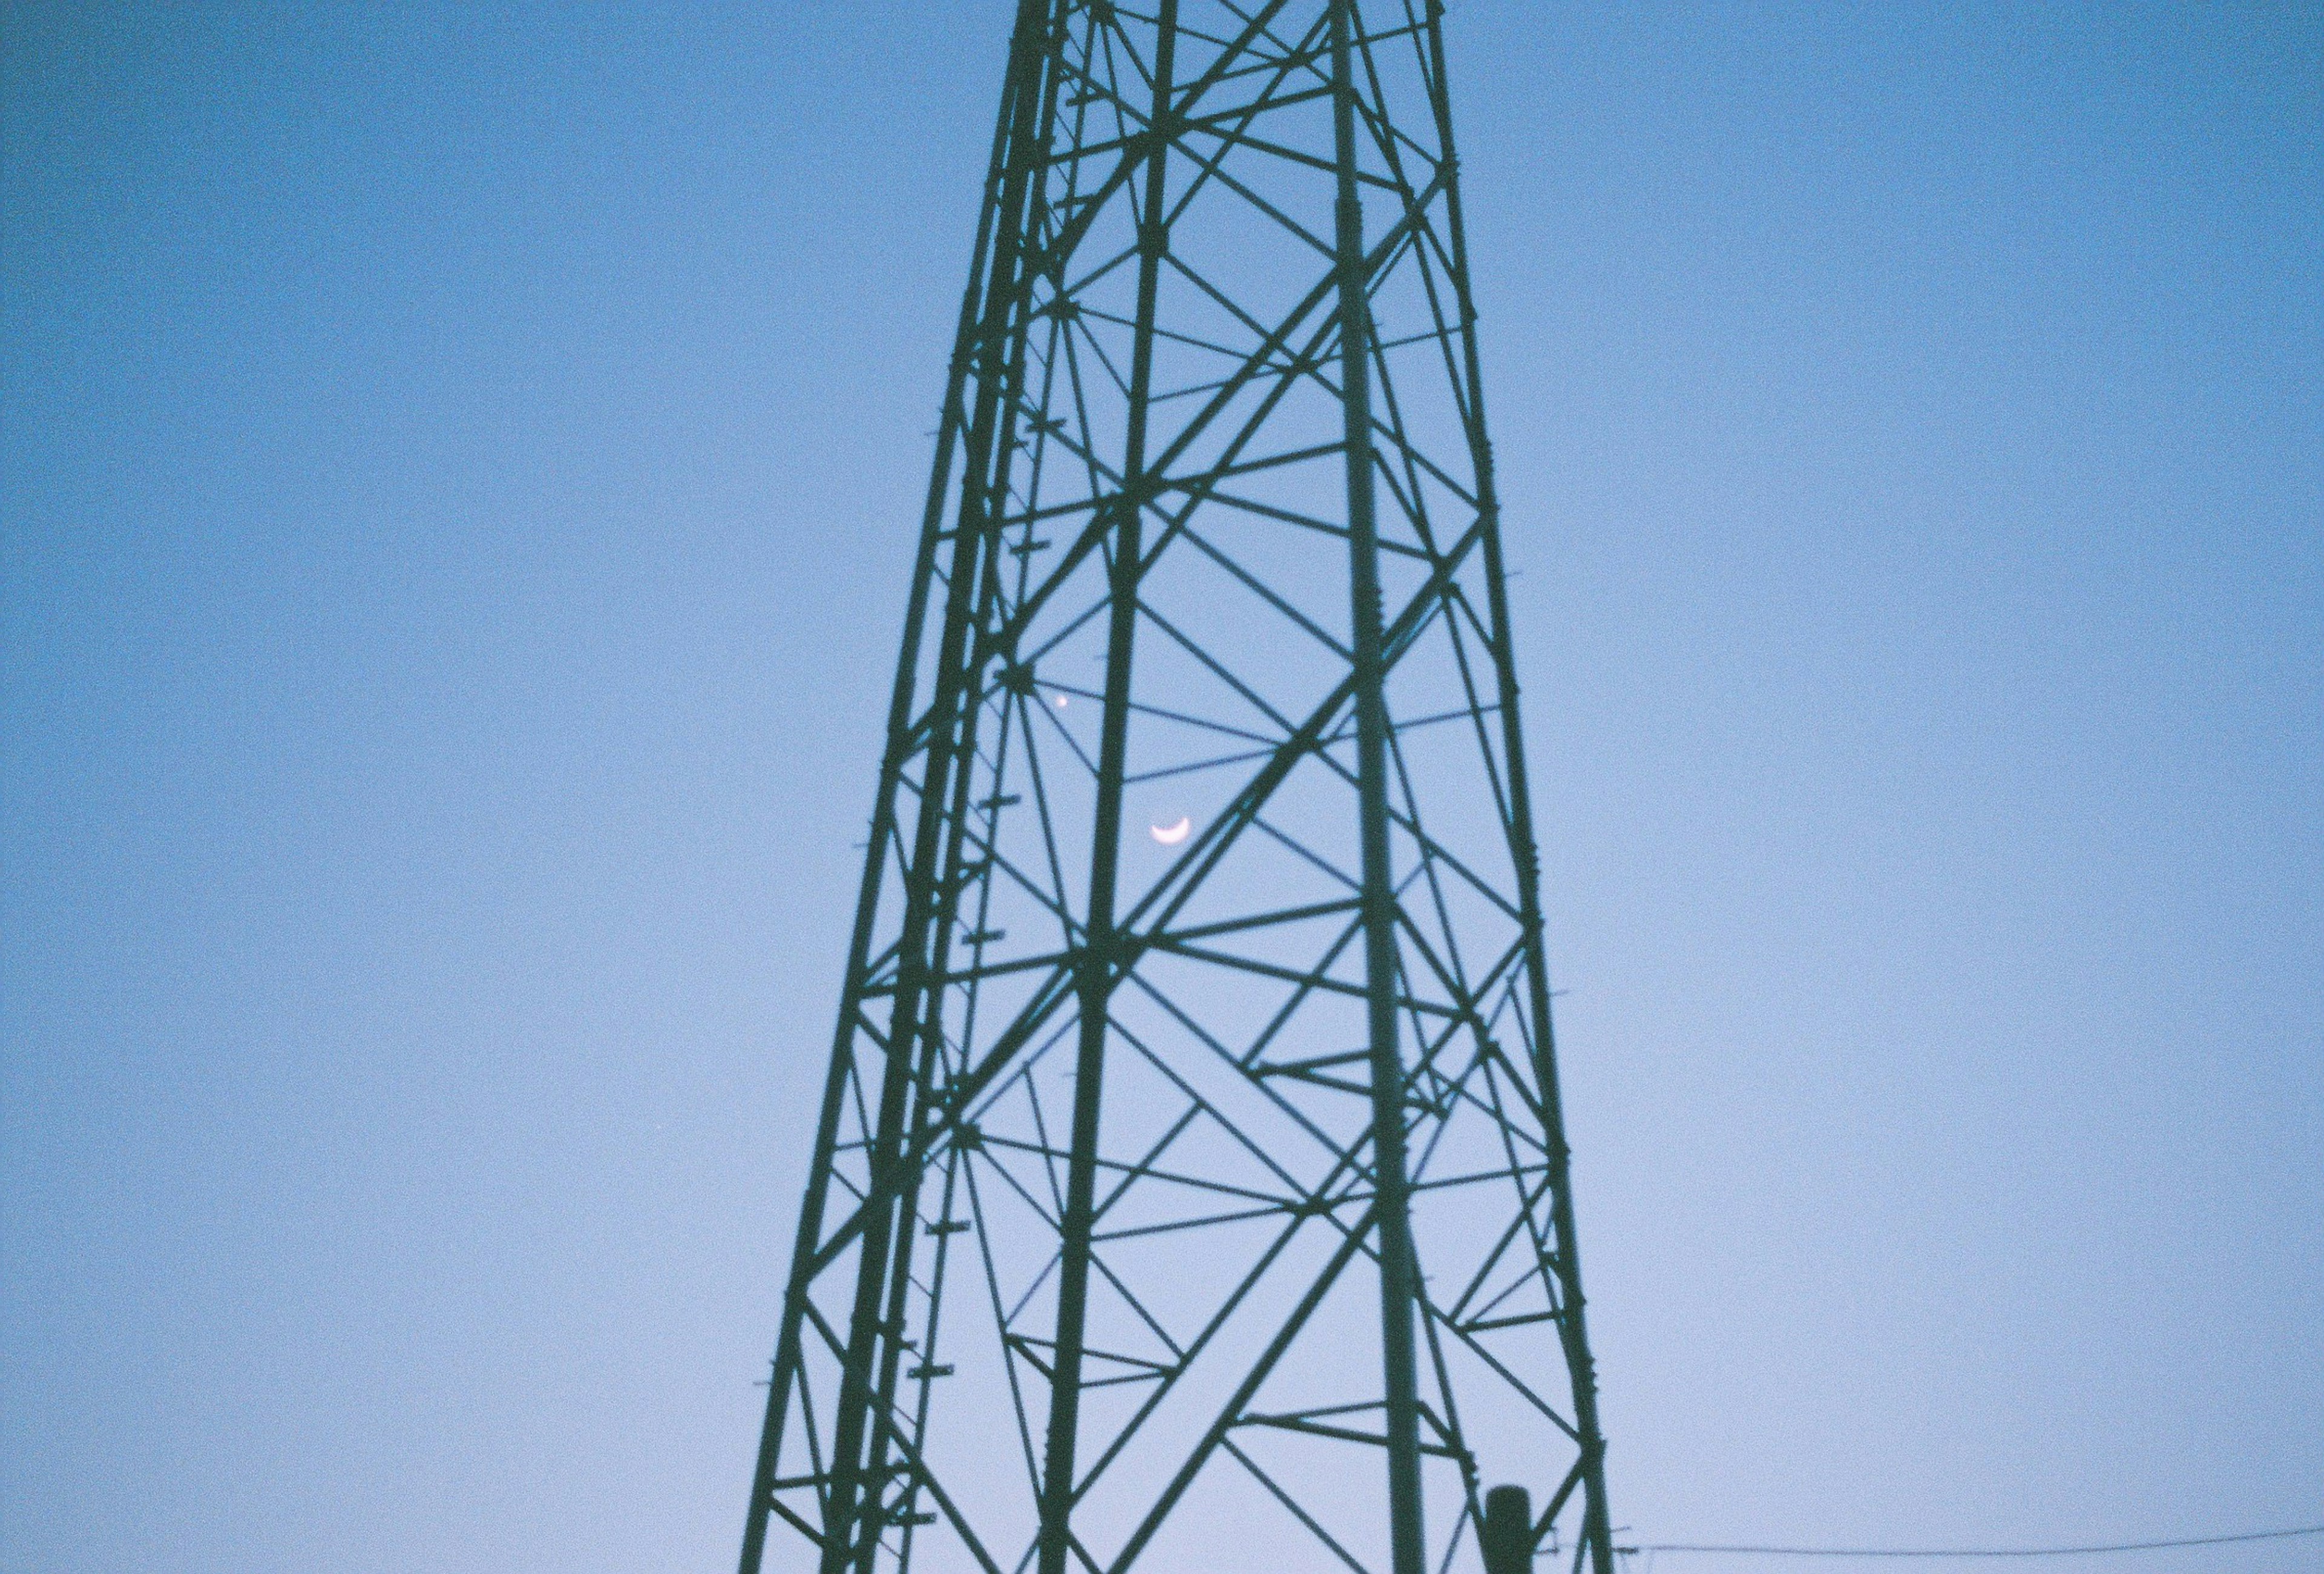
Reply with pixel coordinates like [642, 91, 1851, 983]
[1149, 816, 1191, 846]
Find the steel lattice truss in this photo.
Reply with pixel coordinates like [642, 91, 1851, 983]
[740, 5, 1615, 1574]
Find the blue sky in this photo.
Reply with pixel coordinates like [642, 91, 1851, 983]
[3, 4, 2318, 1572]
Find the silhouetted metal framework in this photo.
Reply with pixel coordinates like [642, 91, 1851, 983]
[739, 5, 1615, 1574]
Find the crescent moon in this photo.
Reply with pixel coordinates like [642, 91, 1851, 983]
[1149, 816, 1192, 846]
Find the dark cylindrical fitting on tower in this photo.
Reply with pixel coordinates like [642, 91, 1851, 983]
[1481, 1485, 1534, 1574]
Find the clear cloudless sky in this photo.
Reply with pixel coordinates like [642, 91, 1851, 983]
[3, 4, 2318, 1572]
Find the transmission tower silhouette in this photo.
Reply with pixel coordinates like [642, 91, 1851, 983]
[738, 6, 1615, 1574]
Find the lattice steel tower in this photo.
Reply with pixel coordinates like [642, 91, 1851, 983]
[739, 5, 1615, 1574]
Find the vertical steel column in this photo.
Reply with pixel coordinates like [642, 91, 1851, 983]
[734, 6, 1037, 1566]
[1417, 5, 1616, 1569]
[1036, 12, 1179, 1574]
[741, 7, 1060, 1574]
[851, 22, 1071, 1563]
[1331, 7, 1427, 1574]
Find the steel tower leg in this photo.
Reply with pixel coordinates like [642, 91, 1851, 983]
[1330, 6, 1427, 1574]
[737, 5, 1059, 1572]
[1035, 10, 1179, 1574]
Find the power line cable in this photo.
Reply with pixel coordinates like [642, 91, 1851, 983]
[1634, 1524, 2324, 1559]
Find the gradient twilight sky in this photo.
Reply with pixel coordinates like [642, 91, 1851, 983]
[3, 4, 2319, 1573]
